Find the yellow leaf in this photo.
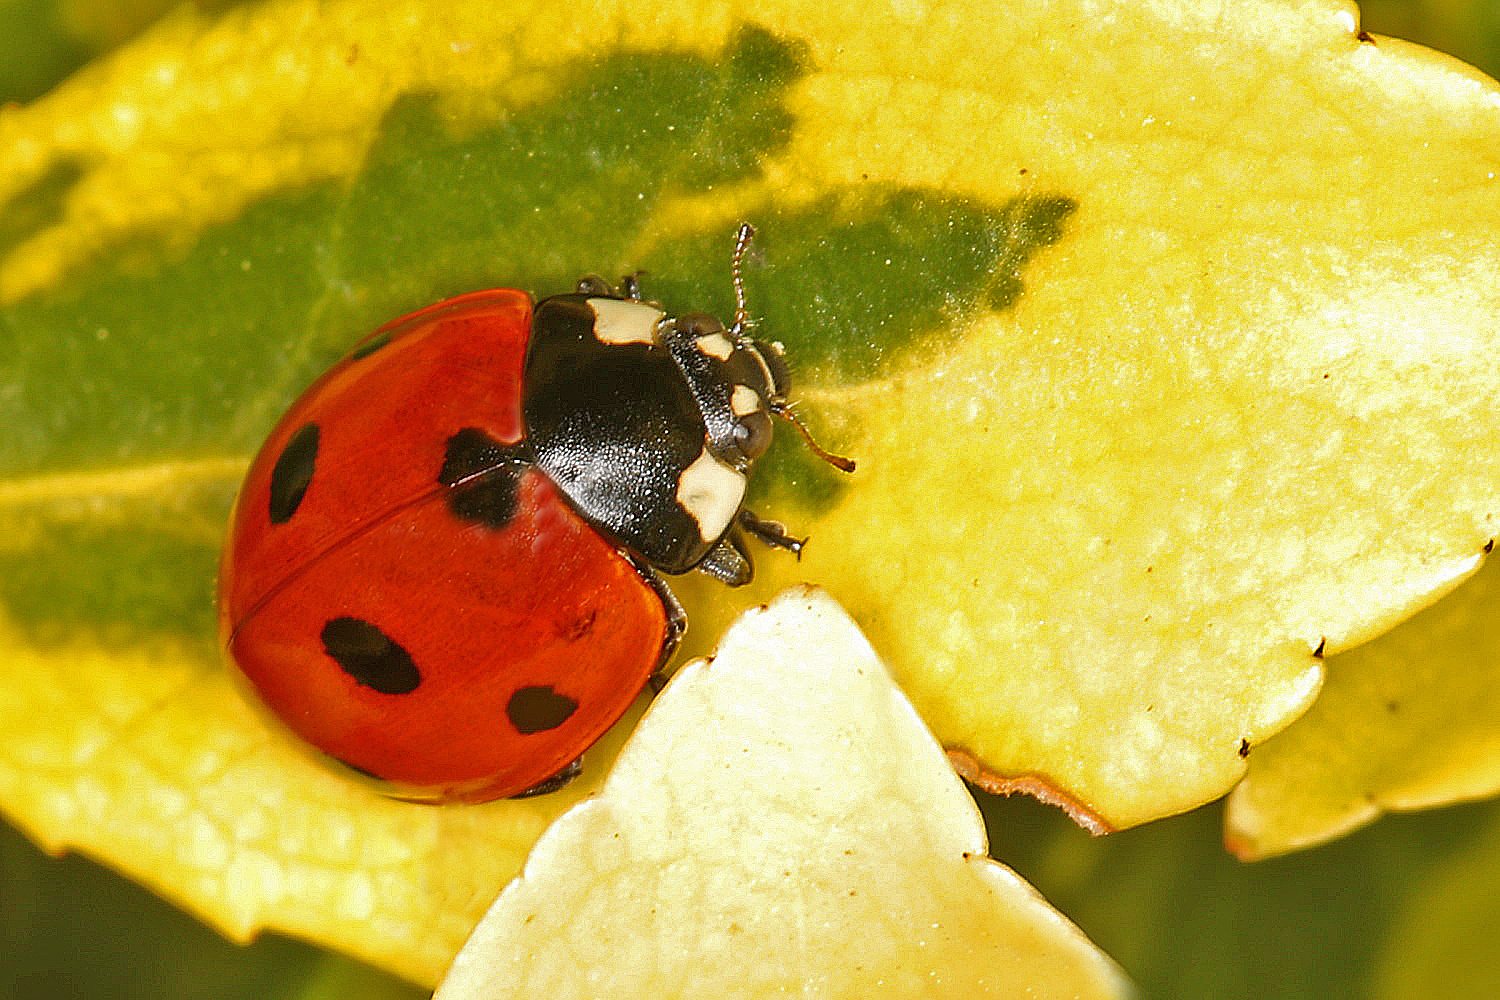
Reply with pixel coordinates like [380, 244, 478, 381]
[435, 587, 1129, 999]
[1225, 551, 1500, 860]
[729, 8, 1500, 829]
[6, 0, 1500, 983]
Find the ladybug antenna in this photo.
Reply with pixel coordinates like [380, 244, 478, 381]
[771, 401, 857, 473]
[729, 222, 755, 337]
[731, 224, 855, 474]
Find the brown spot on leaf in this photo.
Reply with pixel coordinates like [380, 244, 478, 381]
[946, 748, 1113, 835]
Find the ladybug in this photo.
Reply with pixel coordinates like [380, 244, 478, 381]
[218, 225, 852, 803]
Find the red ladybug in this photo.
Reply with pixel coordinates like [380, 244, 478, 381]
[219, 225, 851, 803]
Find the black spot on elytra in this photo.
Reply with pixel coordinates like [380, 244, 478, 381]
[321, 616, 422, 694]
[507, 685, 579, 734]
[268, 422, 319, 524]
[440, 427, 531, 529]
[440, 427, 524, 481]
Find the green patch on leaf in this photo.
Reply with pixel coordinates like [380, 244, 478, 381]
[0, 181, 342, 477]
[0, 479, 231, 643]
[649, 191, 1077, 380]
[764, 190, 1078, 376]
[0, 18, 1073, 646]
[335, 23, 808, 306]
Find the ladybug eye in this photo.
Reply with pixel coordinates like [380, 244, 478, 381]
[751, 340, 791, 400]
[733, 410, 774, 460]
[668, 314, 781, 465]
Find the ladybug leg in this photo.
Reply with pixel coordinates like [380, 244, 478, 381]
[627, 554, 688, 660]
[625, 555, 688, 693]
[575, 274, 615, 296]
[738, 509, 807, 559]
[694, 532, 754, 587]
[620, 271, 646, 301]
[510, 758, 583, 799]
[575, 272, 648, 300]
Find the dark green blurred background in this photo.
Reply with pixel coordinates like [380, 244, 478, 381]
[5, 1, 1500, 997]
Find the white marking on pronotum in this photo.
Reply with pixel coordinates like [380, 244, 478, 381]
[588, 298, 664, 346]
[675, 446, 746, 542]
[730, 384, 761, 416]
[695, 332, 734, 360]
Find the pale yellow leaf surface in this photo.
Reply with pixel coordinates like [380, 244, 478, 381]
[435, 586, 1129, 1000]
[1224, 551, 1500, 860]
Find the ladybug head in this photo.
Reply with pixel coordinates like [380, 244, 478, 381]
[729, 337, 790, 463]
[671, 313, 786, 467]
[672, 223, 854, 477]
[670, 310, 853, 475]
